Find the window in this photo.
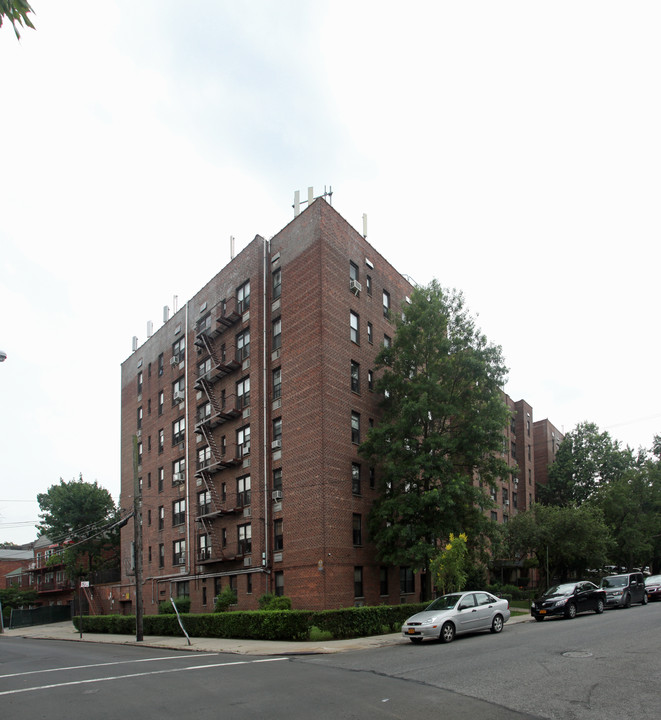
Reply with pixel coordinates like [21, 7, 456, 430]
[491, 510, 498, 522]
[272, 268, 281, 300]
[198, 490, 211, 516]
[368, 369, 374, 391]
[158, 391, 164, 416]
[198, 357, 212, 380]
[274, 519, 283, 551]
[380, 567, 388, 595]
[237, 329, 250, 361]
[172, 376, 185, 405]
[158, 353, 164, 377]
[137, 371, 143, 395]
[350, 311, 359, 343]
[172, 499, 186, 526]
[367, 322, 373, 344]
[400, 566, 414, 594]
[237, 280, 250, 313]
[383, 289, 390, 317]
[512, 492, 518, 509]
[369, 466, 375, 489]
[247, 574, 252, 594]
[172, 458, 185, 484]
[383, 334, 391, 348]
[197, 401, 212, 424]
[511, 441, 516, 458]
[353, 514, 362, 546]
[238, 523, 252, 555]
[350, 361, 360, 393]
[273, 467, 282, 492]
[272, 417, 282, 446]
[173, 539, 185, 565]
[502, 488, 509, 506]
[366, 275, 372, 295]
[158, 467, 164, 493]
[198, 534, 211, 561]
[351, 411, 360, 444]
[352, 463, 361, 495]
[237, 475, 251, 506]
[158, 505, 164, 530]
[158, 429, 164, 454]
[158, 544, 164, 568]
[197, 445, 211, 470]
[137, 407, 143, 430]
[172, 417, 185, 445]
[350, 260, 359, 282]
[173, 337, 185, 364]
[275, 571, 284, 597]
[236, 376, 250, 409]
[528, 444, 531, 460]
[354, 566, 364, 598]
[272, 317, 282, 350]
[237, 425, 251, 457]
[272, 367, 282, 400]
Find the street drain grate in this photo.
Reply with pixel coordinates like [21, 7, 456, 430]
[562, 651, 593, 658]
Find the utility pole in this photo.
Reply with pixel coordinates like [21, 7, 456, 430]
[132, 435, 144, 641]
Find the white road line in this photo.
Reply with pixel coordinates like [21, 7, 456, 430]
[0, 654, 219, 680]
[0, 657, 287, 696]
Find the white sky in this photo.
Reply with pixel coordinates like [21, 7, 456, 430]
[1, 1, 660, 545]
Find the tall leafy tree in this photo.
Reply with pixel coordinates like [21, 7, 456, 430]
[507, 504, 613, 584]
[0, 0, 35, 39]
[36, 475, 121, 574]
[539, 421, 634, 507]
[360, 281, 511, 599]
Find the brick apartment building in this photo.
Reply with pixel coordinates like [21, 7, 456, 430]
[119, 198, 549, 614]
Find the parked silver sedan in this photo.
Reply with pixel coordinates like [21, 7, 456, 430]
[402, 591, 511, 644]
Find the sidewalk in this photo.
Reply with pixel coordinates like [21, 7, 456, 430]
[0, 614, 531, 656]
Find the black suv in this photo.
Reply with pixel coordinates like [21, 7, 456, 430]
[531, 581, 606, 621]
[600, 572, 648, 608]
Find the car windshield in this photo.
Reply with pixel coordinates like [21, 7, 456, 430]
[601, 576, 627, 588]
[645, 575, 661, 586]
[425, 594, 462, 611]
[543, 584, 576, 597]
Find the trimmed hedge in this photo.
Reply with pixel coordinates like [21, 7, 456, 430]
[72, 602, 428, 642]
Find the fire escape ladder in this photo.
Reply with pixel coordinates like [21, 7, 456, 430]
[82, 585, 104, 616]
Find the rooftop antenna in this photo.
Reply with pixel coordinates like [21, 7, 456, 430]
[362, 213, 367, 239]
[230, 235, 235, 260]
[163, 306, 170, 323]
[147, 321, 153, 338]
[132, 336, 138, 352]
[293, 185, 333, 217]
[173, 295, 179, 313]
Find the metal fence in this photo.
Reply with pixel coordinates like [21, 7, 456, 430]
[10, 604, 72, 629]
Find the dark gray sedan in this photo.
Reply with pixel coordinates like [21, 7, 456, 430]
[531, 581, 605, 621]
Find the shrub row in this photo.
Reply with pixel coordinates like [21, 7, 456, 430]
[73, 602, 429, 642]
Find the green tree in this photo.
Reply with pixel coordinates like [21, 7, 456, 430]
[430, 532, 469, 594]
[36, 475, 120, 575]
[360, 281, 511, 600]
[507, 504, 612, 585]
[539, 422, 634, 507]
[0, 0, 35, 39]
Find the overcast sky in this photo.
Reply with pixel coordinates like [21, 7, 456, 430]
[2, 1, 660, 545]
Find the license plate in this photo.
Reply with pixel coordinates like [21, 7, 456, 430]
[539, 610, 547, 614]
[407, 628, 415, 634]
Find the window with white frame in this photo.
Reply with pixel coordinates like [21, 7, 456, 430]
[350, 311, 359, 343]
[238, 523, 252, 555]
[237, 280, 250, 313]
[272, 317, 282, 350]
[236, 376, 250, 409]
[173, 539, 185, 565]
[237, 425, 251, 457]
[236, 329, 250, 361]
[237, 475, 251, 507]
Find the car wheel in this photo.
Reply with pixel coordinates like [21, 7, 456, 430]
[595, 599, 604, 614]
[642, 593, 648, 606]
[534, 616, 545, 622]
[565, 603, 577, 619]
[410, 637, 423, 644]
[490, 614, 504, 634]
[439, 622, 455, 643]
[624, 594, 631, 608]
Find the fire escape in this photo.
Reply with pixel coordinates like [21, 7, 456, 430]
[193, 296, 244, 566]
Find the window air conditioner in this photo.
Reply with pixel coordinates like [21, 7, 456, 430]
[170, 356, 179, 366]
[349, 279, 362, 294]
[272, 490, 283, 501]
[173, 473, 184, 484]
[173, 389, 185, 402]
[271, 439, 282, 450]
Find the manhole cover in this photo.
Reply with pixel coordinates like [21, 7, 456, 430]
[562, 651, 593, 658]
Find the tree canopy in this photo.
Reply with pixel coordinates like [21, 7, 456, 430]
[0, 0, 35, 39]
[36, 475, 121, 574]
[360, 281, 511, 598]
